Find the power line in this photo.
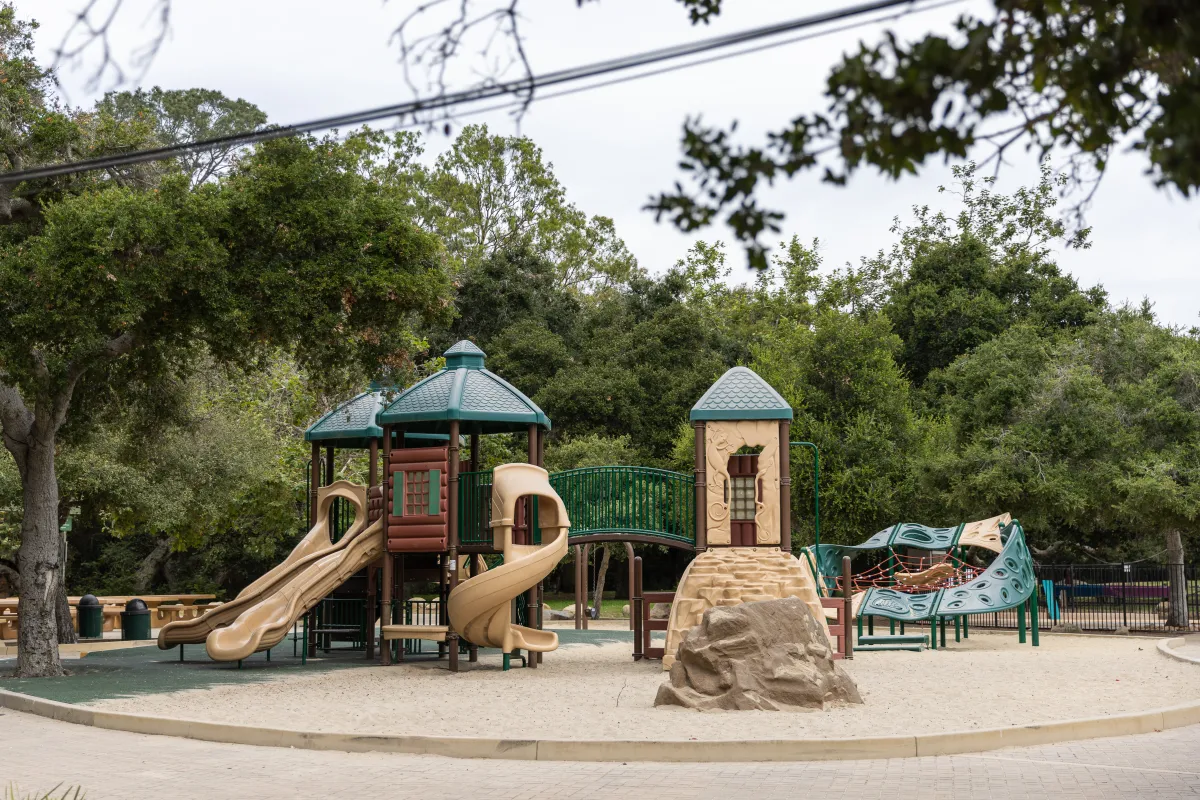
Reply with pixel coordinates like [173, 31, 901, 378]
[3, 0, 953, 185]
[455, 0, 968, 123]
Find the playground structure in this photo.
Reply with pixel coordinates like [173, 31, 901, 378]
[806, 512, 1041, 651]
[154, 340, 1039, 670]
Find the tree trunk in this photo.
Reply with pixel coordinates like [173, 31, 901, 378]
[134, 537, 173, 594]
[16, 439, 64, 677]
[592, 546, 611, 619]
[1165, 529, 1189, 630]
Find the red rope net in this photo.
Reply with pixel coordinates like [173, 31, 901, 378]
[835, 551, 985, 595]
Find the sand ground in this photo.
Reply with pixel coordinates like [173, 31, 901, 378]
[89, 631, 1200, 741]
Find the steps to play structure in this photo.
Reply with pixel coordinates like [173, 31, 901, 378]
[448, 463, 569, 653]
[157, 481, 376, 658]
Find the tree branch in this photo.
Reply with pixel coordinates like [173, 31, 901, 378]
[0, 374, 34, 472]
[48, 331, 136, 432]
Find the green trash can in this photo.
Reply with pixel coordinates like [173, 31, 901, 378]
[77, 594, 104, 639]
[121, 598, 151, 641]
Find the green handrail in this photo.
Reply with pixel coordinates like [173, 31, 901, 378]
[550, 466, 695, 545]
[457, 466, 697, 547]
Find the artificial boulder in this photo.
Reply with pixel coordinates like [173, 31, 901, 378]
[655, 597, 862, 711]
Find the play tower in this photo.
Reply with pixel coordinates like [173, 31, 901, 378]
[374, 340, 554, 672]
[662, 367, 830, 669]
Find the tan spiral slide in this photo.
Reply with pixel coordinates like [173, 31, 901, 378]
[157, 481, 380, 660]
[448, 463, 569, 654]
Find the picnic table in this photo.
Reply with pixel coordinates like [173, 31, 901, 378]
[0, 594, 217, 634]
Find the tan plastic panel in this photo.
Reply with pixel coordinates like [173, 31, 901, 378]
[447, 463, 569, 653]
[703, 420, 781, 546]
[956, 512, 1012, 553]
[661, 547, 831, 670]
[206, 517, 383, 661]
[157, 482, 368, 649]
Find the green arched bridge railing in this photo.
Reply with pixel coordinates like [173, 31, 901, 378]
[458, 466, 696, 549]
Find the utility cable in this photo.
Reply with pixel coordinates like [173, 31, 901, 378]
[2, 0, 962, 184]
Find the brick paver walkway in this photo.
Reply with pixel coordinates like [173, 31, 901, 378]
[1, 710, 1197, 799]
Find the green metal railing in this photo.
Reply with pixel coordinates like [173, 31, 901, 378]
[458, 466, 696, 547]
[551, 466, 695, 546]
[459, 470, 494, 546]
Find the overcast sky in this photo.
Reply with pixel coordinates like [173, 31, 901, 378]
[25, 0, 1200, 327]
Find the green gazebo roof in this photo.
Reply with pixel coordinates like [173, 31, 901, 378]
[304, 388, 451, 448]
[305, 390, 385, 447]
[377, 341, 550, 434]
[690, 366, 793, 421]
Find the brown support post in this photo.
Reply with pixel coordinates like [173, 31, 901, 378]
[625, 542, 635, 631]
[397, 554, 406, 662]
[581, 544, 591, 631]
[447, 420, 460, 673]
[693, 422, 706, 550]
[368, 438, 379, 488]
[325, 445, 335, 486]
[309, 441, 320, 528]
[779, 421, 791, 553]
[366, 436, 380, 660]
[466, 431, 480, 664]
[842, 555, 854, 660]
[526, 424, 538, 668]
[381, 425, 392, 666]
[574, 545, 583, 630]
[632, 556, 644, 660]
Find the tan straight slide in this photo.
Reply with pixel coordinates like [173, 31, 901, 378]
[205, 517, 383, 661]
[157, 481, 370, 652]
[448, 464, 569, 654]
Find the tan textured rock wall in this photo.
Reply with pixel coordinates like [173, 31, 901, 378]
[655, 597, 862, 711]
[662, 548, 830, 670]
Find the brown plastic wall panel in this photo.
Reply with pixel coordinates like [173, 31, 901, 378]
[389, 447, 448, 464]
[386, 515, 445, 528]
[387, 536, 448, 553]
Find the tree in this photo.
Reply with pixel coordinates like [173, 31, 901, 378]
[919, 311, 1200, 627]
[870, 164, 1106, 384]
[0, 124, 450, 676]
[649, 2, 1200, 265]
[420, 124, 636, 290]
[48, 3, 1200, 267]
[96, 87, 267, 187]
[543, 432, 640, 616]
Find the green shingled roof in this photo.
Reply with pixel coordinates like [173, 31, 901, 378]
[690, 366, 793, 421]
[377, 341, 550, 434]
[304, 389, 451, 448]
[305, 390, 385, 447]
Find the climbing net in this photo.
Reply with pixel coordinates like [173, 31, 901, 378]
[837, 550, 986, 595]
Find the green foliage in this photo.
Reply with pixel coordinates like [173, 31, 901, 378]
[650, 2, 1200, 267]
[418, 124, 636, 290]
[96, 86, 267, 186]
[543, 433, 639, 472]
[919, 312, 1200, 558]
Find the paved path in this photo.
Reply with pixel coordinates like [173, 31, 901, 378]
[1, 710, 1198, 799]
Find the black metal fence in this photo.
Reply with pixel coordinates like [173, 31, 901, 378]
[966, 562, 1199, 633]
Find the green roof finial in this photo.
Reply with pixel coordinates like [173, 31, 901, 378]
[444, 340, 486, 370]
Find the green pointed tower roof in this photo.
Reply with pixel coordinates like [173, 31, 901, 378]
[378, 341, 550, 434]
[690, 366, 792, 421]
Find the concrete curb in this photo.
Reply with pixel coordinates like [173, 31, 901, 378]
[3, 688, 1199, 762]
[1158, 635, 1200, 665]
